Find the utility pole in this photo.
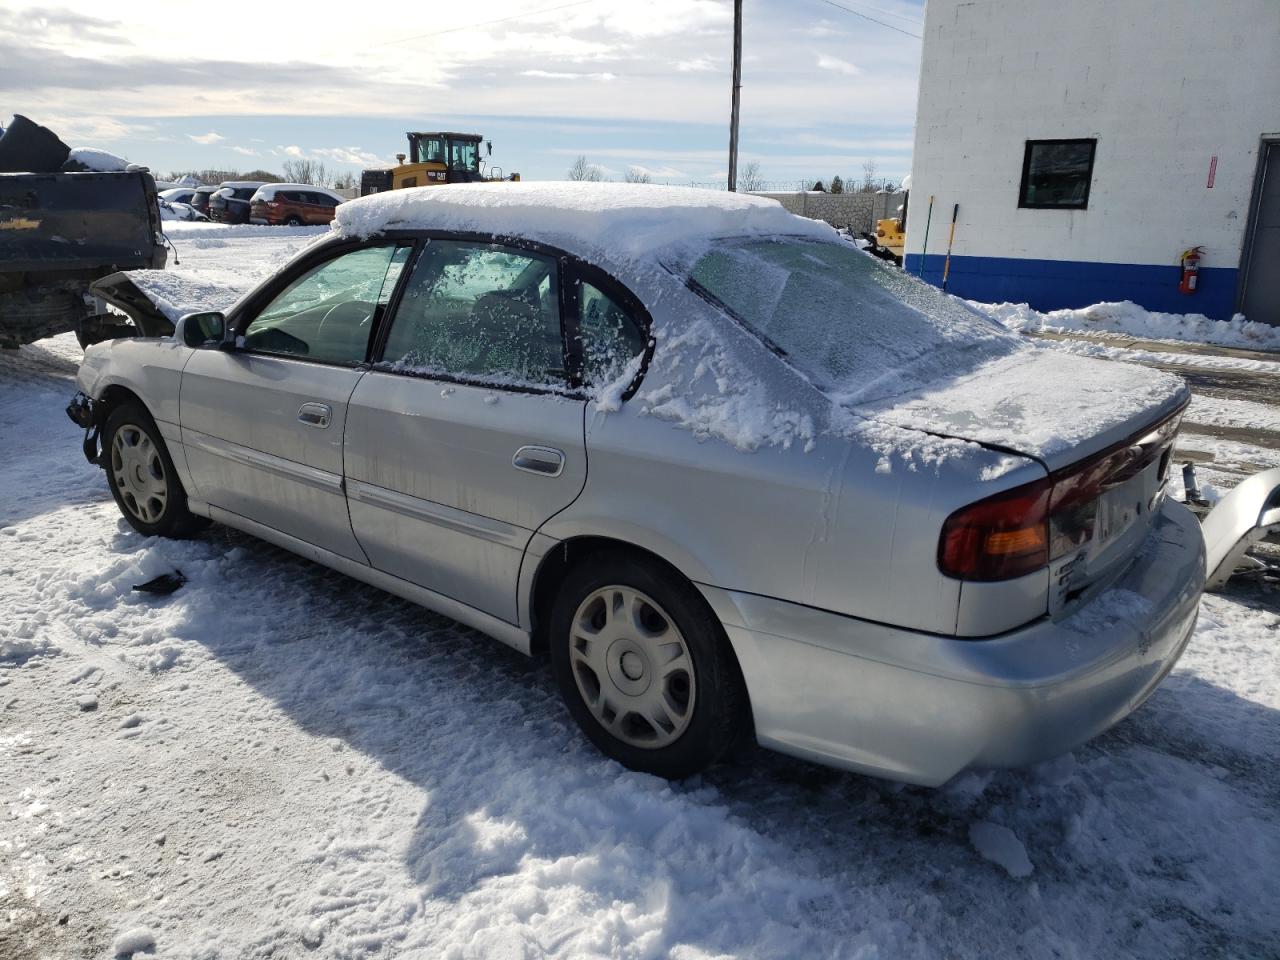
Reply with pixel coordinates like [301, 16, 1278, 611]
[727, 0, 742, 191]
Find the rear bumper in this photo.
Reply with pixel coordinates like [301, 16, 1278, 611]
[701, 498, 1205, 786]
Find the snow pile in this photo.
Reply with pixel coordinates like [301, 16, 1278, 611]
[973, 299, 1280, 352]
[67, 147, 132, 172]
[162, 221, 327, 241]
[1186, 393, 1280, 433]
[111, 927, 156, 956]
[1049, 334, 1280, 375]
[333, 181, 837, 263]
[968, 822, 1034, 878]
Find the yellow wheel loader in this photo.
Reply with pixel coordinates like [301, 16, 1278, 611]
[360, 132, 520, 195]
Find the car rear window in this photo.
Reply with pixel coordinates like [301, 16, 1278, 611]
[232, 188, 256, 200]
[684, 238, 1018, 404]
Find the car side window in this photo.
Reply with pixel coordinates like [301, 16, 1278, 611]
[242, 245, 410, 365]
[577, 280, 648, 386]
[380, 240, 566, 387]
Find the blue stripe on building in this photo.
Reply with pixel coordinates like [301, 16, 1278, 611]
[903, 254, 1239, 321]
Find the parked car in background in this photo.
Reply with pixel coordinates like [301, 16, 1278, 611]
[158, 198, 209, 222]
[249, 183, 345, 226]
[67, 183, 1206, 786]
[208, 181, 266, 224]
[159, 186, 198, 205]
[188, 185, 219, 216]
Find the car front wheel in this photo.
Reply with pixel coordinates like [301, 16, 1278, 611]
[103, 403, 207, 539]
[550, 552, 746, 779]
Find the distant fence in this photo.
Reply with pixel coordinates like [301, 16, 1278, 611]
[749, 191, 906, 235]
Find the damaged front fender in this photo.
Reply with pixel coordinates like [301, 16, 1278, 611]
[1201, 466, 1280, 590]
[65, 391, 103, 465]
[85, 271, 176, 341]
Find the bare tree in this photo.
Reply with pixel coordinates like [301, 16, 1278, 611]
[624, 167, 652, 184]
[739, 160, 764, 192]
[282, 158, 332, 187]
[861, 158, 879, 193]
[567, 155, 604, 181]
[167, 168, 283, 185]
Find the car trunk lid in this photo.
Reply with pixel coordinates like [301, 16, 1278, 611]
[850, 344, 1189, 473]
[855, 346, 1189, 610]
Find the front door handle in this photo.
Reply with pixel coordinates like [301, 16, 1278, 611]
[297, 402, 332, 428]
[513, 445, 565, 477]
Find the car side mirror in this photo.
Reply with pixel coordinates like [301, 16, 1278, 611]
[179, 311, 228, 348]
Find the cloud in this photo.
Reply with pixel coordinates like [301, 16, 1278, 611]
[627, 163, 688, 180]
[8, 0, 924, 181]
[231, 146, 257, 156]
[282, 145, 304, 157]
[0, 7, 126, 45]
[188, 131, 225, 145]
[521, 70, 616, 81]
[816, 54, 862, 75]
[313, 146, 387, 166]
[34, 114, 151, 142]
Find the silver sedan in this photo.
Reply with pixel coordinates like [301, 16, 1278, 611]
[70, 184, 1204, 784]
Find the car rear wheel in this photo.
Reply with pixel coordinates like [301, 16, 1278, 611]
[103, 403, 208, 539]
[550, 551, 746, 779]
[286, 215, 303, 226]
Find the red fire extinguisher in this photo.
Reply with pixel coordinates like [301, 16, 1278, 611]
[1179, 246, 1204, 295]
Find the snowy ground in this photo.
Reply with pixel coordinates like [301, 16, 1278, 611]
[2, 228, 1279, 959]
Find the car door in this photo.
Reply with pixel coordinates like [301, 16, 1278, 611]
[303, 192, 328, 225]
[180, 241, 412, 561]
[344, 237, 587, 623]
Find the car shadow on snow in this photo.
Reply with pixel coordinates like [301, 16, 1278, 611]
[128, 522, 1280, 957]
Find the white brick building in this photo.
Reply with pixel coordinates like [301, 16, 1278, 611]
[905, 0, 1280, 322]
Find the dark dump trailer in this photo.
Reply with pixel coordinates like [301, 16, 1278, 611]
[0, 115, 167, 348]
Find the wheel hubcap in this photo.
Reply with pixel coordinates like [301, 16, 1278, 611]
[569, 585, 696, 749]
[110, 424, 168, 524]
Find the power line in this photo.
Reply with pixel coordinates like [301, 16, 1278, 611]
[814, 0, 922, 39]
[377, 0, 595, 47]
[825, 0, 923, 27]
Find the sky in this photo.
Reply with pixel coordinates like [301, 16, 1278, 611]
[0, 0, 925, 187]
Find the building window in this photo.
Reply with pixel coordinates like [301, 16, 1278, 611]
[1019, 139, 1097, 209]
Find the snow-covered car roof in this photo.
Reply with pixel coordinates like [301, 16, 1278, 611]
[332, 182, 837, 264]
[218, 180, 268, 189]
[251, 183, 344, 203]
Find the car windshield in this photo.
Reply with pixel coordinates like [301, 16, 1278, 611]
[682, 237, 1019, 404]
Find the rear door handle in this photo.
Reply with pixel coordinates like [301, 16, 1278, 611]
[513, 445, 565, 477]
[297, 402, 332, 428]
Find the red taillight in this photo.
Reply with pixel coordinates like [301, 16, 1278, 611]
[939, 477, 1051, 581]
[940, 410, 1184, 582]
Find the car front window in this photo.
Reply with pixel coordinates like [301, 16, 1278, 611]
[684, 238, 1018, 403]
[242, 245, 410, 364]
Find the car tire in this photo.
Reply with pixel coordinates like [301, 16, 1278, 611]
[102, 402, 208, 539]
[550, 551, 747, 779]
[286, 215, 303, 226]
